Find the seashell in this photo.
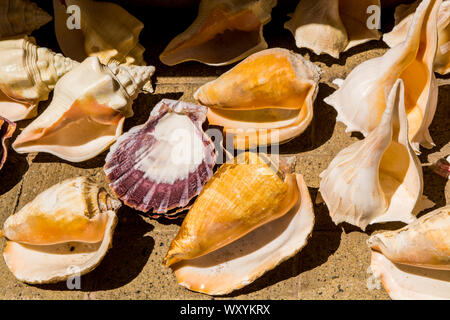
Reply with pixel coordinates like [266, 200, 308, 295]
[0, 116, 15, 171]
[383, 0, 450, 75]
[368, 205, 450, 299]
[53, 0, 146, 66]
[324, 0, 440, 153]
[12, 56, 155, 162]
[1, 177, 121, 284]
[0, 36, 79, 122]
[319, 79, 423, 231]
[104, 99, 216, 216]
[380, 0, 416, 8]
[163, 152, 315, 295]
[194, 48, 321, 149]
[159, 0, 277, 66]
[284, 0, 382, 59]
[0, 0, 52, 39]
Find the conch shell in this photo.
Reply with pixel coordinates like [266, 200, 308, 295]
[319, 79, 423, 230]
[284, 0, 382, 59]
[164, 152, 315, 295]
[0, 116, 15, 171]
[383, 0, 450, 75]
[1, 177, 121, 284]
[104, 99, 216, 216]
[0, 36, 79, 122]
[324, 0, 440, 152]
[194, 48, 321, 149]
[159, 0, 277, 66]
[12, 57, 155, 162]
[368, 205, 450, 299]
[53, 0, 146, 66]
[0, 0, 52, 39]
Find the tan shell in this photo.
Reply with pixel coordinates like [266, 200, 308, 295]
[0, 116, 15, 171]
[383, 0, 450, 75]
[12, 57, 155, 162]
[194, 48, 321, 149]
[324, 0, 440, 152]
[159, 0, 277, 66]
[285, 0, 382, 59]
[1, 177, 121, 284]
[0, 0, 52, 39]
[0, 37, 79, 122]
[53, 0, 146, 66]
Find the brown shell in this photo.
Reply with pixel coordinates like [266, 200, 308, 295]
[0, 116, 15, 171]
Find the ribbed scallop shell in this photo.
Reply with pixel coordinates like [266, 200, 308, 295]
[104, 99, 216, 215]
[0, 116, 15, 171]
[0, 0, 52, 39]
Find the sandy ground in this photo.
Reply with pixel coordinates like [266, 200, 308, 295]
[0, 0, 448, 300]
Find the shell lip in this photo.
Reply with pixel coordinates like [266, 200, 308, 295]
[0, 117, 16, 169]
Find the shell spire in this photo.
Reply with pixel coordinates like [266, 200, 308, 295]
[108, 63, 156, 95]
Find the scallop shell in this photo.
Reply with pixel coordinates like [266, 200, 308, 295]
[164, 154, 315, 295]
[284, 0, 382, 59]
[194, 48, 321, 149]
[0, 116, 15, 171]
[104, 99, 216, 216]
[0, 36, 79, 122]
[53, 0, 146, 66]
[12, 57, 155, 162]
[159, 0, 277, 66]
[324, 0, 440, 153]
[0, 0, 52, 39]
[319, 79, 423, 230]
[368, 205, 450, 299]
[383, 0, 450, 75]
[1, 177, 121, 284]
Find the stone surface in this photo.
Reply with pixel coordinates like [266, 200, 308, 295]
[0, 0, 448, 300]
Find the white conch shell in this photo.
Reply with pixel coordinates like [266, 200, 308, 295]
[12, 57, 155, 162]
[1, 177, 121, 284]
[160, 0, 277, 66]
[319, 79, 423, 230]
[53, 0, 146, 66]
[0, 0, 52, 39]
[384, 0, 450, 75]
[0, 36, 79, 122]
[284, 0, 382, 58]
[368, 205, 450, 300]
[324, 0, 440, 152]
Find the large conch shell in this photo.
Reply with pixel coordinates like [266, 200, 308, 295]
[0, 36, 78, 122]
[383, 0, 450, 75]
[194, 48, 321, 149]
[324, 0, 440, 153]
[53, 0, 146, 66]
[104, 99, 216, 216]
[1, 177, 121, 284]
[12, 57, 155, 162]
[159, 0, 277, 66]
[284, 0, 382, 59]
[163, 152, 315, 295]
[319, 80, 423, 231]
[368, 205, 450, 299]
[0, 116, 15, 171]
[0, 0, 52, 39]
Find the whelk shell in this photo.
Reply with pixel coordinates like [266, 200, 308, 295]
[368, 205, 450, 299]
[164, 152, 315, 295]
[194, 48, 321, 149]
[0, 0, 52, 39]
[53, 0, 146, 66]
[319, 79, 423, 230]
[383, 0, 450, 75]
[12, 57, 155, 162]
[284, 0, 382, 59]
[0, 116, 15, 171]
[159, 0, 277, 66]
[324, 0, 440, 153]
[104, 99, 216, 216]
[1, 177, 121, 284]
[0, 36, 78, 122]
